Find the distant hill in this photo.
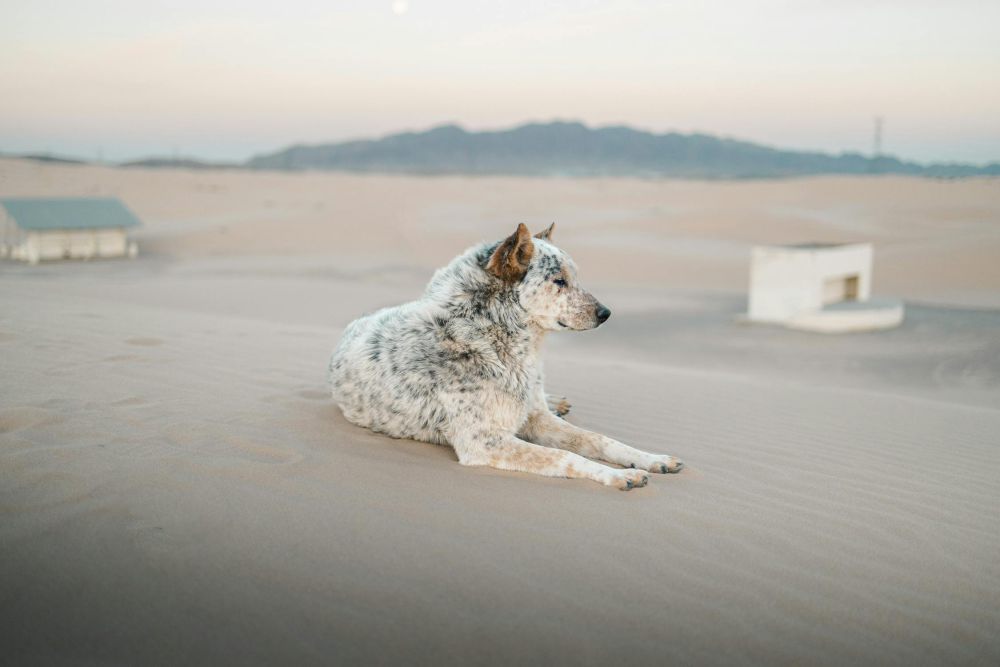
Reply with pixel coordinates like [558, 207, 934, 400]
[1, 153, 88, 165]
[120, 158, 240, 170]
[246, 121, 1000, 179]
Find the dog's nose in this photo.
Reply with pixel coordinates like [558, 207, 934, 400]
[595, 304, 611, 324]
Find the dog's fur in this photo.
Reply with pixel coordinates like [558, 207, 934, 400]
[328, 223, 682, 490]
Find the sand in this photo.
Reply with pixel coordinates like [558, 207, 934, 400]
[1, 158, 999, 665]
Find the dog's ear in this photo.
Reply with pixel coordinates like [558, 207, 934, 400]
[487, 223, 534, 282]
[534, 223, 555, 242]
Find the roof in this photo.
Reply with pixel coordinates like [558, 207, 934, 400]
[785, 242, 848, 249]
[0, 197, 141, 231]
[756, 242, 871, 253]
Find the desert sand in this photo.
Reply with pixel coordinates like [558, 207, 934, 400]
[1, 158, 999, 665]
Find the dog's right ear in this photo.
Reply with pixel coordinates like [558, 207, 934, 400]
[487, 223, 534, 283]
[534, 223, 555, 242]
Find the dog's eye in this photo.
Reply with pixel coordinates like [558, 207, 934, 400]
[553, 278, 567, 288]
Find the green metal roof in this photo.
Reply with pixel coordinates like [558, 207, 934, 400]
[0, 197, 141, 231]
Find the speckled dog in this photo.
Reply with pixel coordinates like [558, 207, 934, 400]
[328, 223, 683, 490]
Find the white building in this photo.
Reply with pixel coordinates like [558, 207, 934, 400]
[746, 243, 903, 333]
[1, 197, 140, 264]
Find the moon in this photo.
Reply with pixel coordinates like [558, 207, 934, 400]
[391, 1, 409, 15]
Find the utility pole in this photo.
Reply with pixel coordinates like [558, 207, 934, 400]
[873, 116, 883, 158]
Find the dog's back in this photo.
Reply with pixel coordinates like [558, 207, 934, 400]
[329, 300, 454, 445]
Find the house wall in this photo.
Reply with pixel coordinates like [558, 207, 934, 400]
[9, 228, 135, 263]
[748, 247, 817, 322]
[0, 212, 23, 257]
[748, 244, 873, 323]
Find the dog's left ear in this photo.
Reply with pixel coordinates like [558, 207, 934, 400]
[534, 223, 555, 242]
[487, 223, 534, 282]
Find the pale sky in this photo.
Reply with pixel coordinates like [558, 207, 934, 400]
[1, 0, 998, 163]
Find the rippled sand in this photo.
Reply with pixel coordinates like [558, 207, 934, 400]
[2, 159, 999, 664]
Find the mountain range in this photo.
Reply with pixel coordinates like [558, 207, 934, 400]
[7, 122, 998, 178]
[244, 121, 1000, 178]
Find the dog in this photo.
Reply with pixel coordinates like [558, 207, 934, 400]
[328, 223, 683, 490]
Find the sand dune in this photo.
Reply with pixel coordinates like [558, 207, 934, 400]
[2, 160, 999, 664]
[2, 158, 999, 305]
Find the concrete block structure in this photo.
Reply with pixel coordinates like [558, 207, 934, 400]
[747, 243, 903, 333]
[1, 197, 140, 264]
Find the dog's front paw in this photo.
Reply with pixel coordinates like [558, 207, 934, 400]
[625, 455, 683, 474]
[546, 394, 572, 418]
[646, 455, 683, 474]
[607, 468, 649, 491]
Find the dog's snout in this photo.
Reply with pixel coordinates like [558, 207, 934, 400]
[595, 304, 611, 324]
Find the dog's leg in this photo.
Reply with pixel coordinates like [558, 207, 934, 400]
[449, 429, 649, 490]
[545, 393, 571, 418]
[522, 410, 683, 474]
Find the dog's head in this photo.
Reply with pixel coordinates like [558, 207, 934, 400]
[486, 223, 610, 331]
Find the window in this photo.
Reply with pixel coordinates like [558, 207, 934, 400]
[823, 274, 860, 305]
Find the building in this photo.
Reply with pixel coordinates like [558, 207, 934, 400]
[0, 197, 140, 264]
[746, 242, 903, 333]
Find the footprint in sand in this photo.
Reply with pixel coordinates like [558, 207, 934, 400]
[125, 337, 164, 347]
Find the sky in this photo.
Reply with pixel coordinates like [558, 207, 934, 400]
[1, 0, 999, 164]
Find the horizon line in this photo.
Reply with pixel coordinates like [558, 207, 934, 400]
[4, 119, 999, 169]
